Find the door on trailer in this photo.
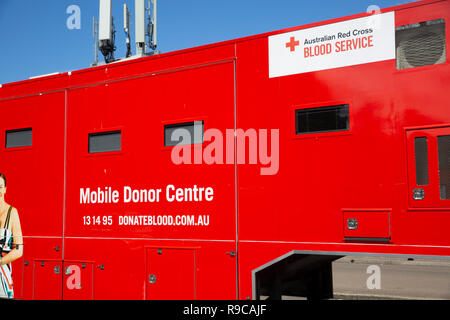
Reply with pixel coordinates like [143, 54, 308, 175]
[146, 248, 196, 300]
[33, 261, 62, 300]
[406, 126, 450, 208]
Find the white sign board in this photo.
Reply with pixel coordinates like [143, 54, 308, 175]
[269, 12, 396, 78]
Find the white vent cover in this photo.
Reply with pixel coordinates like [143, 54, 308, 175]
[396, 19, 446, 70]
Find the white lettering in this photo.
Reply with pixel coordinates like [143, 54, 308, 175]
[80, 188, 90, 204]
[124, 186, 132, 203]
[166, 185, 214, 202]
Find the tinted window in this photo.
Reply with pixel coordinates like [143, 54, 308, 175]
[414, 137, 429, 186]
[5, 128, 32, 148]
[164, 121, 204, 147]
[89, 131, 121, 153]
[437, 135, 450, 200]
[296, 105, 349, 135]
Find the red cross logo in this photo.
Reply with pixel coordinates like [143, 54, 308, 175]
[285, 36, 300, 52]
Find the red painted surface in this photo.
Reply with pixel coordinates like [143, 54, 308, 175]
[343, 210, 391, 240]
[63, 262, 94, 300]
[0, 0, 449, 300]
[146, 248, 196, 300]
[33, 261, 62, 300]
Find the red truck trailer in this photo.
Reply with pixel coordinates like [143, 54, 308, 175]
[0, 0, 449, 300]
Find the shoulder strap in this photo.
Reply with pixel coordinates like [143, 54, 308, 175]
[4, 206, 12, 229]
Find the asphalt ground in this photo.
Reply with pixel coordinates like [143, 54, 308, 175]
[276, 256, 450, 300]
[332, 256, 450, 300]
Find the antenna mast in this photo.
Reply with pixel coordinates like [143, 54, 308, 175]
[98, 0, 116, 63]
[92, 16, 99, 66]
[124, 4, 132, 58]
[147, 0, 157, 51]
[135, 0, 146, 56]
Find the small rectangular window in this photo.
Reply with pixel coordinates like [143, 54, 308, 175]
[396, 19, 446, 70]
[88, 131, 121, 154]
[414, 137, 429, 186]
[295, 104, 349, 135]
[164, 121, 204, 147]
[437, 135, 450, 200]
[5, 128, 32, 148]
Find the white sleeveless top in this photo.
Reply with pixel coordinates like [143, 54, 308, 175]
[0, 206, 13, 254]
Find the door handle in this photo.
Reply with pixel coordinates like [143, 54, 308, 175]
[413, 188, 425, 200]
[347, 218, 358, 230]
[149, 274, 156, 284]
[226, 251, 236, 257]
[54, 266, 60, 275]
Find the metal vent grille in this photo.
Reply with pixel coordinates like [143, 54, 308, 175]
[396, 19, 446, 70]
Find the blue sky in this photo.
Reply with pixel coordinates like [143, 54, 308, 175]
[0, 0, 415, 85]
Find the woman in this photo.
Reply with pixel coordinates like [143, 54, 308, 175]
[0, 173, 23, 299]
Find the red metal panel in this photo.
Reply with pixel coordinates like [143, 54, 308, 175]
[63, 237, 237, 300]
[63, 262, 93, 300]
[0, 92, 66, 237]
[62, 62, 239, 300]
[236, 0, 450, 249]
[65, 61, 236, 241]
[33, 260, 62, 300]
[146, 248, 196, 300]
[104, 44, 236, 80]
[0, 74, 68, 100]
[343, 210, 391, 241]
[63, 237, 145, 300]
[20, 238, 63, 299]
[0, 92, 65, 299]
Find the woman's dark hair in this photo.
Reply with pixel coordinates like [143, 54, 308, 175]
[0, 173, 6, 186]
